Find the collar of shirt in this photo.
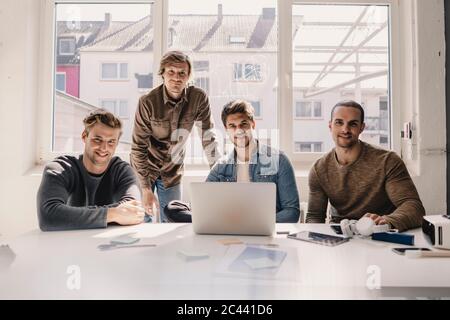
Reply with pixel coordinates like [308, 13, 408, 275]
[222, 139, 279, 176]
[225, 139, 260, 164]
[162, 85, 188, 106]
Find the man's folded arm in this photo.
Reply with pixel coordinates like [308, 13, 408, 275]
[383, 153, 425, 232]
[305, 167, 329, 223]
[114, 163, 142, 205]
[37, 170, 108, 231]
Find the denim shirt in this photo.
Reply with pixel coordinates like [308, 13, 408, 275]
[206, 141, 300, 223]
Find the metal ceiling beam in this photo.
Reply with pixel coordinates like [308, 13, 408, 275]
[305, 7, 371, 91]
[303, 69, 388, 98]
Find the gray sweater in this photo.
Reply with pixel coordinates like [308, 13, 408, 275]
[37, 155, 141, 231]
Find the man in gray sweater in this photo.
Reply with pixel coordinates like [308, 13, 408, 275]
[37, 110, 144, 231]
[306, 100, 425, 232]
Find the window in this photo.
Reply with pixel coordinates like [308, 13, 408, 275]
[59, 38, 75, 55]
[295, 142, 323, 153]
[250, 101, 262, 118]
[55, 73, 66, 93]
[168, 0, 278, 163]
[135, 72, 153, 90]
[194, 77, 210, 94]
[100, 100, 129, 119]
[52, 2, 152, 152]
[45, 0, 394, 165]
[233, 63, 262, 81]
[380, 96, 388, 111]
[229, 36, 246, 44]
[292, 4, 391, 154]
[365, 117, 381, 132]
[379, 135, 388, 145]
[193, 61, 209, 72]
[101, 63, 128, 80]
[295, 101, 322, 119]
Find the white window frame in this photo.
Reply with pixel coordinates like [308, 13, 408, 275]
[58, 38, 75, 55]
[99, 62, 129, 81]
[278, 0, 400, 168]
[38, 0, 400, 169]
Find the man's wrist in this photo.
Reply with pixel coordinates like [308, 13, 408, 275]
[106, 208, 117, 223]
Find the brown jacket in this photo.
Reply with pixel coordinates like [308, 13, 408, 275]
[131, 84, 219, 189]
[306, 141, 425, 232]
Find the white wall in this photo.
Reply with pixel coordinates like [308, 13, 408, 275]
[398, 0, 446, 215]
[0, 0, 41, 237]
[0, 0, 446, 237]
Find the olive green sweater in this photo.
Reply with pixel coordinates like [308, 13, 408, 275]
[306, 142, 425, 232]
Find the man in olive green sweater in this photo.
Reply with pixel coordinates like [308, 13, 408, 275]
[306, 100, 425, 232]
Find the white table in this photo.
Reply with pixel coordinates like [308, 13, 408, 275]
[1, 223, 450, 299]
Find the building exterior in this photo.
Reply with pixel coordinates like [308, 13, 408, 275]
[55, 5, 389, 155]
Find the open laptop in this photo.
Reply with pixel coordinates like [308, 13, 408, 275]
[190, 182, 276, 236]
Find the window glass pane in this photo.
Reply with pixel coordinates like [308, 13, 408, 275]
[53, 3, 153, 152]
[60, 39, 75, 54]
[300, 143, 312, 153]
[194, 77, 210, 94]
[169, 0, 278, 163]
[233, 63, 242, 80]
[313, 142, 322, 152]
[292, 4, 390, 153]
[296, 101, 311, 118]
[120, 63, 128, 79]
[250, 101, 261, 118]
[119, 100, 128, 118]
[194, 60, 209, 72]
[102, 63, 117, 79]
[244, 64, 261, 80]
[101, 100, 116, 113]
[55, 73, 66, 92]
[313, 101, 322, 117]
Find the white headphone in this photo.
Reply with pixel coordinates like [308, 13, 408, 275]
[340, 217, 390, 237]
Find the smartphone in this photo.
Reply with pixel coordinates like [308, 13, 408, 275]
[330, 224, 343, 235]
[392, 247, 431, 255]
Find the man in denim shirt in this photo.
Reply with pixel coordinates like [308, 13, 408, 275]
[165, 99, 300, 223]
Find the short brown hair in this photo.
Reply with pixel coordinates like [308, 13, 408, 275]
[331, 100, 365, 123]
[83, 109, 122, 135]
[221, 100, 255, 127]
[158, 50, 192, 77]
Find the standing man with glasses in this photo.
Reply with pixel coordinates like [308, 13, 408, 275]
[131, 51, 219, 222]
